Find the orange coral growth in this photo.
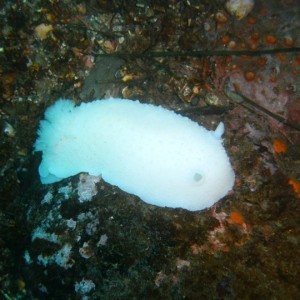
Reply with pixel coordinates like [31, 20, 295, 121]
[264, 35, 277, 45]
[288, 179, 300, 197]
[256, 57, 268, 67]
[233, 82, 241, 92]
[228, 211, 244, 225]
[276, 52, 286, 63]
[294, 56, 300, 66]
[284, 0, 295, 5]
[273, 139, 287, 153]
[292, 69, 300, 75]
[244, 71, 255, 81]
[259, 8, 268, 16]
[191, 208, 251, 255]
[250, 32, 260, 42]
[241, 55, 252, 61]
[284, 36, 295, 47]
[2, 73, 17, 100]
[215, 12, 228, 24]
[249, 33, 259, 50]
[269, 76, 278, 83]
[240, 42, 247, 49]
[247, 16, 256, 25]
[221, 35, 230, 45]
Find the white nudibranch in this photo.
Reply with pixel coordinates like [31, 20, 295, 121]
[34, 98, 235, 211]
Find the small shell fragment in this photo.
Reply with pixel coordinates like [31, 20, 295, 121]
[225, 0, 254, 20]
[3, 121, 15, 137]
[34, 23, 53, 40]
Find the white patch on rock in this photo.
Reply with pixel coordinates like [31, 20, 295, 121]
[77, 174, 101, 203]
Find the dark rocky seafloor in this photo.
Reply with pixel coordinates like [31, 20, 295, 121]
[0, 0, 300, 299]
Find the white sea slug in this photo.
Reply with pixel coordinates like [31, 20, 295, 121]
[34, 98, 235, 211]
